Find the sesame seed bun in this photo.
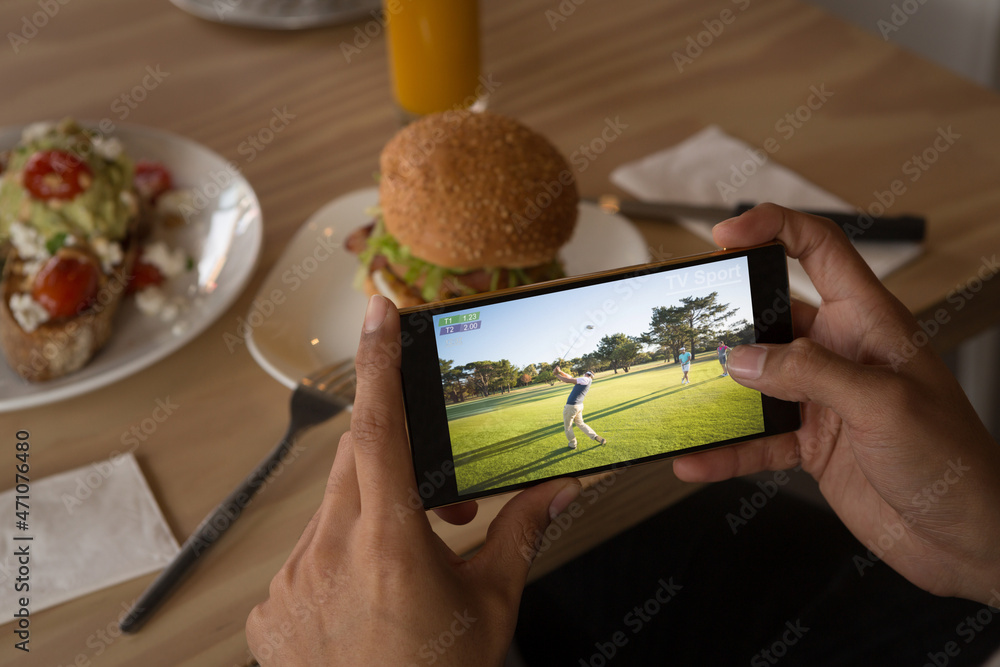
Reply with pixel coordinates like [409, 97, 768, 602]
[378, 111, 578, 269]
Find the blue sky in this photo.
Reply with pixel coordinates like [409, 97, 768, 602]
[435, 256, 752, 369]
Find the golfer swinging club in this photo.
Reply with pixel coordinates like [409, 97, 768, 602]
[554, 366, 607, 450]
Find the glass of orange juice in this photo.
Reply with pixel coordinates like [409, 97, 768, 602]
[383, 0, 482, 120]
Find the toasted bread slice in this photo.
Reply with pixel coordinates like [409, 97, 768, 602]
[0, 234, 138, 382]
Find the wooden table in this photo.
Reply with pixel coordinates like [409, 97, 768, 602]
[3, 0, 999, 663]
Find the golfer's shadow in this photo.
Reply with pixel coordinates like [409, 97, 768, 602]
[463, 449, 579, 494]
[582, 376, 724, 422]
[457, 375, 731, 491]
[453, 423, 566, 467]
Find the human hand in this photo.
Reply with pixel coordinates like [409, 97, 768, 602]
[246, 295, 581, 666]
[673, 204, 1000, 604]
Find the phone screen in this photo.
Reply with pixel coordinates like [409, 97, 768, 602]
[399, 243, 799, 508]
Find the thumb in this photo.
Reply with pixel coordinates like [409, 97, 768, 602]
[726, 339, 870, 419]
[477, 478, 581, 592]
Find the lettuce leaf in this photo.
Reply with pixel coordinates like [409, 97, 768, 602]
[356, 213, 564, 302]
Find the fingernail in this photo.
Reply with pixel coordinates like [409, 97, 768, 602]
[548, 482, 581, 520]
[363, 295, 388, 333]
[727, 345, 767, 380]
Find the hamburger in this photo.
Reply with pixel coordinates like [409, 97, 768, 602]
[347, 111, 579, 306]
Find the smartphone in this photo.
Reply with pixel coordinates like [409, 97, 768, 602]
[399, 243, 800, 509]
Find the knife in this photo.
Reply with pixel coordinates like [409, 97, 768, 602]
[588, 196, 926, 242]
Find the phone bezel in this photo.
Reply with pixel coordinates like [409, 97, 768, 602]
[399, 242, 799, 509]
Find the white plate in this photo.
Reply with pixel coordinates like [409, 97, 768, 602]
[0, 123, 263, 411]
[247, 187, 649, 389]
[170, 0, 380, 29]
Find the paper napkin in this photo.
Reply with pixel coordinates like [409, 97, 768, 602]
[0, 452, 179, 620]
[610, 125, 923, 305]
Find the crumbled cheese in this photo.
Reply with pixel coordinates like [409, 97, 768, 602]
[92, 135, 123, 160]
[142, 241, 187, 279]
[20, 122, 54, 144]
[9, 293, 49, 333]
[158, 300, 180, 322]
[135, 287, 167, 317]
[9, 222, 50, 262]
[91, 237, 123, 273]
[21, 259, 45, 280]
[156, 189, 195, 218]
[135, 286, 185, 323]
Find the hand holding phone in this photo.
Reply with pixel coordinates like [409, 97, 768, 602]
[400, 243, 800, 509]
[674, 205, 1000, 606]
[247, 293, 581, 666]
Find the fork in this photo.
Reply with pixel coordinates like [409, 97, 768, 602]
[119, 359, 357, 634]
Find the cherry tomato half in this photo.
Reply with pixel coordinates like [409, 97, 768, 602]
[134, 160, 173, 202]
[128, 259, 165, 293]
[31, 254, 101, 319]
[23, 150, 93, 201]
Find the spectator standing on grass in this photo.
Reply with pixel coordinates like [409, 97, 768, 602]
[554, 366, 607, 450]
[718, 341, 729, 377]
[679, 346, 692, 384]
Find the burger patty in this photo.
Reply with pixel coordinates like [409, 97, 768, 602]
[346, 222, 563, 302]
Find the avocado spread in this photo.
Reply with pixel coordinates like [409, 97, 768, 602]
[0, 118, 134, 245]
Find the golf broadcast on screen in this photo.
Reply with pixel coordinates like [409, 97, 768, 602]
[428, 255, 766, 495]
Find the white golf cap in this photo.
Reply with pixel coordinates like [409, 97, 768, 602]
[584, 371, 594, 376]
[680, 347, 685, 350]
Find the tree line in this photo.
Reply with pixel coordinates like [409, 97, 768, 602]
[440, 292, 751, 404]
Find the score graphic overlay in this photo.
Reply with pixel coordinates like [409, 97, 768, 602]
[430, 256, 765, 495]
[439, 311, 481, 336]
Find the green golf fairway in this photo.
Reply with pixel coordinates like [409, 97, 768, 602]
[446, 357, 763, 494]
